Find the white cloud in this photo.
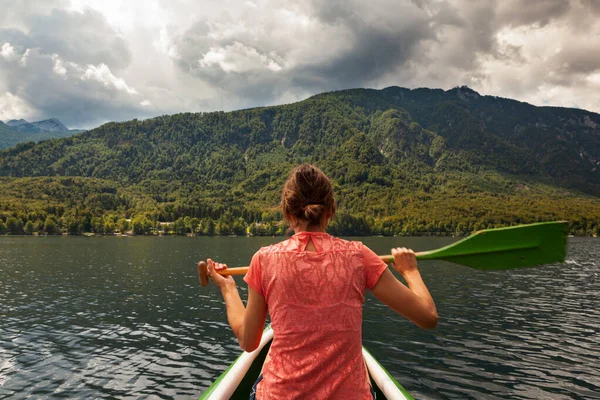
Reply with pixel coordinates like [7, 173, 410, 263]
[82, 63, 138, 95]
[52, 54, 67, 77]
[153, 27, 178, 58]
[0, 92, 34, 120]
[1, 43, 18, 61]
[19, 49, 31, 67]
[587, 72, 600, 86]
[199, 42, 283, 73]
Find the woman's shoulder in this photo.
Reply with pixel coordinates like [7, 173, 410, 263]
[327, 235, 364, 252]
[255, 237, 296, 255]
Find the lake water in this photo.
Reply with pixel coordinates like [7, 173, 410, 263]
[1, 236, 599, 399]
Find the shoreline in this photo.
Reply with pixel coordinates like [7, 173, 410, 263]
[0, 232, 596, 238]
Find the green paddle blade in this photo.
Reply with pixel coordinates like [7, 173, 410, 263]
[415, 221, 568, 270]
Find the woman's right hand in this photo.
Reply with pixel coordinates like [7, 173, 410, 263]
[391, 247, 418, 276]
[207, 258, 237, 292]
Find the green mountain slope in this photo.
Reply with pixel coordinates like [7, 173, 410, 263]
[382, 86, 600, 193]
[0, 121, 14, 134]
[0, 122, 31, 149]
[0, 87, 598, 236]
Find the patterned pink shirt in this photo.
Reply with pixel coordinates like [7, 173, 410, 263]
[244, 231, 388, 399]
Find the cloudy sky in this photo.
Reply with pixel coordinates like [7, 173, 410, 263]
[0, 0, 599, 129]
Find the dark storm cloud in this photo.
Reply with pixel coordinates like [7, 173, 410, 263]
[171, 20, 213, 74]
[26, 8, 132, 70]
[582, 0, 600, 15]
[0, 7, 131, 71]
[0, 5, 143, 127]
[169, 0, 600, 113]
[302, 1, 434, 87]
[497, 0, 571, 28]
[0, 47, 148, 128]
[171, 0, 437, 107]
[171, 0, 568, 107]
[553, 42, 600, 75]
[1, 0, 600, 127]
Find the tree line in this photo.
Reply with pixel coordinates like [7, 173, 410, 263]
[1, 193, 598, 237]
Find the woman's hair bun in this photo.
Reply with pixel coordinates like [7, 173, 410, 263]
[303, 204, 325, 223]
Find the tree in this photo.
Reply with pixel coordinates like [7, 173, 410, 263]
[132, 217, 145, 235]
[132, 215, 152, 235]
[104, 219, 116, 234]
[34, 219, 45, 234]
[117, 218, 130, 233]
[216, 219, 230, 235]
[173, 218, 187, 235]
[44, 217, 58, 235]
[206, 219, 215, 236]
[189, 217, 200, 234]
[24, 221, 34, 235]
[6, 217, 23, 235]
[232, 218, 247, 236]
[91, 217, 104, 233]
[67, 219, 80, 235]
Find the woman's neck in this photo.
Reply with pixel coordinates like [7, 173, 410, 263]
[292, 221, 326, 233]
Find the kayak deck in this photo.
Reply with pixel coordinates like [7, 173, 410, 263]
[200, 326, 413, 399]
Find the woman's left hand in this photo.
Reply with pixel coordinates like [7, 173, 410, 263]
[207, 258, 237, 292]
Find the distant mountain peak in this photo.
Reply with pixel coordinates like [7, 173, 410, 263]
[3, 118, 73, 137]
[6, 119, 30, 127]
[32, 118, 69, 132]
[1, 117, 70, 134]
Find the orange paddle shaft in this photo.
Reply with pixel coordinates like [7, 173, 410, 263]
[198, 255, 407, 286]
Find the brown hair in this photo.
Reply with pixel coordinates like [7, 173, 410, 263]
[281, 164, 336, 229]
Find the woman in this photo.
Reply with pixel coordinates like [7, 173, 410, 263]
[207, 164, 437, 399]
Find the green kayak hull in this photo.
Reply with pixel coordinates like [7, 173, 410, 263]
[200, 326, 414, 399]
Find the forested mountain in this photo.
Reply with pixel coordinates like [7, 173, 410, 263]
[0, 86, 599, 236]
[377, 87, 599, 194]
[0, 118, 84, 149]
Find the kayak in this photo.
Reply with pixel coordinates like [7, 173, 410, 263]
[199, 326, 414, 399]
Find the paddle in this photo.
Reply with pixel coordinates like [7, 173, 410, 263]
[198, 221, 568, 286]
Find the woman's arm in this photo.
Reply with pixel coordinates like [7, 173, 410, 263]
[371, 248, 438, 329]
[207, 259, 267, 352]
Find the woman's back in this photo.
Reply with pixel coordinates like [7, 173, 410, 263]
[245, 231, 386, 399]
[206, 164, 437, 399]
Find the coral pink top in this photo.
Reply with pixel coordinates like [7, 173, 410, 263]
[244, 231, 388, 399]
